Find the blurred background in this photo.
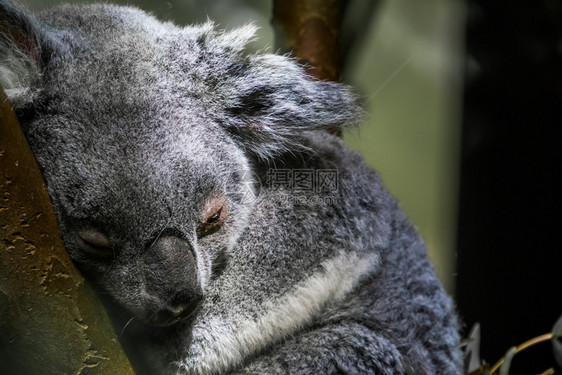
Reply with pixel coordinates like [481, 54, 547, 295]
[22, 0, 562, 373]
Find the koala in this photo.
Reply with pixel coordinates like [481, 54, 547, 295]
[0, 1, 461, 374]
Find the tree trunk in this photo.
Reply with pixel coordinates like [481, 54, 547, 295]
[272, 0, 344, 135]
[0, 85, 135, 375]
[272, 0, 343, 82]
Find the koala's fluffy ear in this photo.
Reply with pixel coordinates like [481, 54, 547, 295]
[0, 0, 43, 105]
[215, 37, 362, 159]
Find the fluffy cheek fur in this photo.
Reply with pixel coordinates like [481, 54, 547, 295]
[195, 168, 257, 291]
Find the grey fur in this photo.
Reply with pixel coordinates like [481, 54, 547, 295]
[0, 1, 461, 374]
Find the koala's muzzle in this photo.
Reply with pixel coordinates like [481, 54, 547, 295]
[142, 236, 202, 327]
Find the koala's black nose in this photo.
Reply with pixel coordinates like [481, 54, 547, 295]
[150, 293, 202, 327]
[142, 235, 202, 327]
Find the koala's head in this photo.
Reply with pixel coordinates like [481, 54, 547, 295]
[1, 2, 360, 327]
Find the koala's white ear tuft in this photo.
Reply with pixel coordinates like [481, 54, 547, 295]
[0, 1, 43, 105]
[214, 23, 258, 54]
[217, 53, 363, 160]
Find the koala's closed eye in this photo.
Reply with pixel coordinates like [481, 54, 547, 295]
[197, 198, 227, 238]
[76, 229, 114, 258]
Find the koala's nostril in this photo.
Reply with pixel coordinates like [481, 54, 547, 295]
[151, 310, 180, 327]
[150, 308, 184, 327]
[172, 293, 203, 318]
[149, 294, 202, 327]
